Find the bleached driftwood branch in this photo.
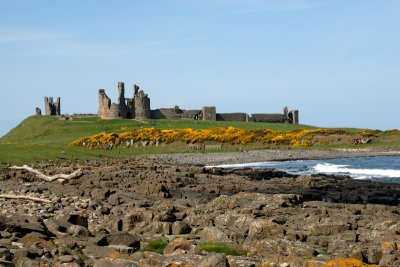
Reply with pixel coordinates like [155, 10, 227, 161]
[9, 165, 83, 182]
[0, 194, 52, 203]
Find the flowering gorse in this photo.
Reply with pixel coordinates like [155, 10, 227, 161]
[69, 127, 357, 148]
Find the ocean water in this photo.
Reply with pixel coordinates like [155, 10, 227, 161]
[211, 155, 400, 184]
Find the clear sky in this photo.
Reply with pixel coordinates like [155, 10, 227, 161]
[0, 0, 399, 137]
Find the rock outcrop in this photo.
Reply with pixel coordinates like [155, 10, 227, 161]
[0, 158, 399, 266]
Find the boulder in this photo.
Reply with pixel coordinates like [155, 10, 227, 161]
[141, 222, 171, 235]
[44, 219, 72, 238]
[19, 232, 55, 252]
[171, 221, 191, 235]
[163, 237, 197, 255]
[309, 223, 350, 236]
[58, 255, 75, 263]
[248, 239, 315, 258]
[201, 227, 230, 243]
[367, 246, 383, 264]
[199, 253, 228, 267]
[206, 195, 239, 211]
[67, 225, 90, 238]
[245, 220, 284, 243]
[0, 215, 46, 236]
[96, 233, 140, 251]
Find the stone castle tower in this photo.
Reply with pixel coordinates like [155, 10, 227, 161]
[44, 97, 60, 115]
[134, 85, 150, 120]
[98, 82, 150, 120]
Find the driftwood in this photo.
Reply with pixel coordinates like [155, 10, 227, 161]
[9, 165, 83, 182]
[0, 194, 51, 203]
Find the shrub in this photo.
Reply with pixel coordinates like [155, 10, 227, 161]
[69, 127, 356, 148]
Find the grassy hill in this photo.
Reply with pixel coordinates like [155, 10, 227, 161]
[0, 115, 398, 166]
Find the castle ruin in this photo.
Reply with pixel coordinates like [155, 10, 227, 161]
[44, 97, 61, 116]
[98, 82, 299, 124]
[98, 82, 151, 120]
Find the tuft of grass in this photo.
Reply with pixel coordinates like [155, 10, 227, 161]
[199, 242, 246, 256]
[140, 240, 168, 254]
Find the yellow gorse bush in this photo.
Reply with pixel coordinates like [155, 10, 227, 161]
[69, 127, 358, 148]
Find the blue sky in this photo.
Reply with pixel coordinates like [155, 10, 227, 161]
[0, 0, 399, 137]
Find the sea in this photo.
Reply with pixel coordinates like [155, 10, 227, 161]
[211, 155, 400, 184]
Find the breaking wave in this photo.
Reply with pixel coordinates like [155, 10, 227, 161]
[313, 163, 400, 179]
[209, 155, 400, 183]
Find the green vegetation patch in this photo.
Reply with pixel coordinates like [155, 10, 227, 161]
[140, 240, 168, 254]
[199, 242, 246, 256]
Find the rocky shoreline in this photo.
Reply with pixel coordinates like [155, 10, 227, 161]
[149, 148, 400, 166]
[1, 151, 400, 266]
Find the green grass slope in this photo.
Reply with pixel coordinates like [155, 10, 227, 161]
[0, 116, 315, 165]
[1, 116, 316, 145]
[0, 115, 398, 166]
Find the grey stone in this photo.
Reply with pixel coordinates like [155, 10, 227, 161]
[96, 233, 140, 251]
[200, 227, 230, 243]
[199, 253, 228, 267]
[67, 225, 90, 238]
[367, 247, 383, 264]
[59, 254, 74, 263]
[0, 247, 11, 259]
[171, 221, 191, 235]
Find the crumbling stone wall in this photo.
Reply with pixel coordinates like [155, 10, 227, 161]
[151, 107, 202, 120]
[216, 113, 247, 122]
[35, 107, 42, 116]
[288, 110, 299, 124]
[202, 106, 216, 121]
[251, 114, 286, 123]
[44, 97, 60, 115]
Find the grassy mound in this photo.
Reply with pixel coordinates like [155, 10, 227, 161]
[0, 115, 398, 166]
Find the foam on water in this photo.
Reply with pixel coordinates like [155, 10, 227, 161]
[208, 156, 400, 183]
[313, 163, 400, 179]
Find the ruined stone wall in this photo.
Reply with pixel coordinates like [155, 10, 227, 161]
[216, 113, 247, 122]
[183, 109, 202, 119]
[251, 114, 287, 123]
[98, 90, 114, 119]
[150, 108, 201, 119]
[150, 109, 175, 119]
[72, 114, 98, 118]
[202, 106, 216, 121]
[35, 107, 42, 116]
[288, 110, 299, 125]
[44, 97, 60, 116]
